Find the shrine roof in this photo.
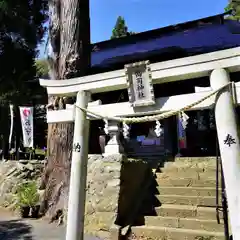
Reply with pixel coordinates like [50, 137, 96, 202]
[91, 13, 240, 73]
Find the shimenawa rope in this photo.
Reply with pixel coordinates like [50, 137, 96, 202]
[74, 82, 232, 123]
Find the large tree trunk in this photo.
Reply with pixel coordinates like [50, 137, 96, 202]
[40, 0, 90, 220]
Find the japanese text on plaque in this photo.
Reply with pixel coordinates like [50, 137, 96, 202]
[135, 71, 145, 99]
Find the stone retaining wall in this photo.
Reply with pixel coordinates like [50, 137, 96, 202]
[84, 154, 122, 238]
[0, 156, 153, 239]
[0, 160, 45, 207]
[85, 155, 152, 239]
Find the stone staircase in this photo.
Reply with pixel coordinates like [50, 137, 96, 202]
[129, 157, 228, 240]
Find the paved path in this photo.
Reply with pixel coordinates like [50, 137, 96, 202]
[0, 209, 103, 240]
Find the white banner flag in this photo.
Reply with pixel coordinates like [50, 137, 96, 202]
[19, 107, 34, 148]
[177, 113, 187, 149]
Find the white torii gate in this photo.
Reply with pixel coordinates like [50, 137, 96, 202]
[40, 47, 240, 240]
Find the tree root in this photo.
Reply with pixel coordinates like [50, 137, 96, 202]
[49, 209, 63, 223]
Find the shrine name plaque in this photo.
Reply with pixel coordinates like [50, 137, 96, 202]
[125, 60, 155, 107]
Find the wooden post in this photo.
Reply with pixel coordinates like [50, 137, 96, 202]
[210, 68, 240, 240]
[65, 90, 90, 240]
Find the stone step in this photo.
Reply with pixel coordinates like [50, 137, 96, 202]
[145, 216, 224, 232]
[174, 157, 217, 163]
[156, 194, 217, 206]
[156, 171, 217, 180]
[157, 186, 220, 197]
[164, 160, 217, 170]
[160, 166, 219, 174]
[155, 204, 223, 220]
[156, 177, 216, 187]
[130, 226, 224, 240]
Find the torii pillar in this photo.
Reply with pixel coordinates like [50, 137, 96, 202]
[210, 68, 240, 240]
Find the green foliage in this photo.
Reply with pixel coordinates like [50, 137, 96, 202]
[35, 59, 49, 78]
[111, 16, 136, 39]
[14, 181, 39, 207]
[0, 0, 48, 105]
[225, 2, 240, 21]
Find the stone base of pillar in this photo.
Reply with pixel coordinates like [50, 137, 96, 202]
[104, 143, 121, 156]
[103, 121, 124, 156]
[104, 134, 125, 156]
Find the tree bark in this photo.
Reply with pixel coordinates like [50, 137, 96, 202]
[40, 0, 90, 219]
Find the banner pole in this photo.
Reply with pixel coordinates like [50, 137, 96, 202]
[9, 104, 14, 151]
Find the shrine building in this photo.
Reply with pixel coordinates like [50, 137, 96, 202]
[41, 12, 240, 158]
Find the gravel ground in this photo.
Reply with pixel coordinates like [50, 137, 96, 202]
[0, 209, 103, 240]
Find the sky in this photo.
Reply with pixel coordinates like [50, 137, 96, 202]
[38, 0, 229, 59]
